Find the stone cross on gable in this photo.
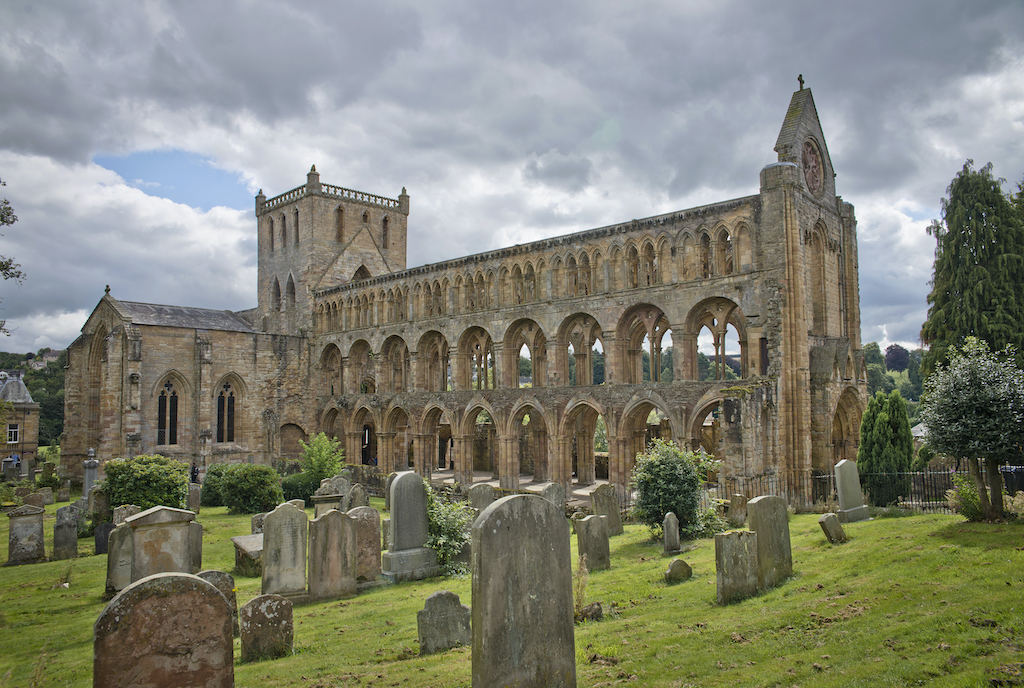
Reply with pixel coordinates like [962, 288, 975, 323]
[798, 74, 804, 90]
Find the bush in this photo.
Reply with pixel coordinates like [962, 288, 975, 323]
[35, 474, 62, 490]
[102, 454, 188, 511]
[281, 472, 320, 507]
[425, 486, 473, 576]
[630, 439, 704, 538]
[300, 433, 344, 483]
[946, 474, 984, 522]
[200, 463, 234, 507]
[220, 464, 284, 514]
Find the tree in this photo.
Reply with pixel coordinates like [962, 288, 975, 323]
[921, 161, 1024, 374]
[919, 337, 1024, 519]
[0, 177, 24, 335]
[863, 342, 885, 368]
[630, 439, 703, 538]
[856, 390, 914, 505]
[885, 344, 910, 372]
[299, 432, 344, 483]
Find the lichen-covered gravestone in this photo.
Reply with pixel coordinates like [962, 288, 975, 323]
[468, 483, 495, 511]
[729, 493, 748, 527]
[348, 505, 382, 581]
[747, 495, 792, 591]
[197, 569, 240, 637]
[93, 572, 233, 688]
[715, 530, 759, 604]
[240, 594, 294, 663]
[262, 501, 309, 602]
[344, 483, 370, 511]
[188, 483, 201, 513]
[53, 505, 80, 560]
[541, 482, 566, 508]
[382, 471, 439, 582]
[251, 512, 266, 534]
[472, 494, 576, 687]
[664, 558, 692, 584]
[308, 509, 357, 601]
[663, 511, 680, 553]
[575, 515, 610, 571]
[835, 459, 870, 523]
[590, 484, 623, 536]
[6, 504, 46, 565]
[124, 506, 200, 582]
[105, 525, 133, 597]
[417, 590, 471, 655]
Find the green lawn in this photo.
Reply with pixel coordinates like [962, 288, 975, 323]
[1, 501, 1022, 687]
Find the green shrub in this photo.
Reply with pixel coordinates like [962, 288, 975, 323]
[102, 454, 188, 511]
[630, 439, 703, 538]
[35, 474, 62, 490]
[200, 463, 233, 507]
[0, 483, 16, 505]
[300, 433, 344, 483]
[220, 464, 284, 514]
[281, 472, 320, 507]
[425, 486, 473, 576]
[946, 474, 984, 522]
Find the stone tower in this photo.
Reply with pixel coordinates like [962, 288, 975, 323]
[254, 166, 410, 335]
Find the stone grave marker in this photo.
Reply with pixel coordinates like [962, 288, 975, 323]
[93, 572, 233, 688]
[89, 485, 111, 523]
[575, 514, 610, 571]
[251, 512, 266, 534]
[23, 492, 45, 508]
[57, 484, 70, 502]
[231, 533, 263, 577]
[14, 486, 30, 499]
[818, 513, 848, 544]
[348, 505, 382, 581]
[240, 594, 294, 663]
[38, 487, 54, 506]
[715, 530, 759, 604]
[747, 495, 793, 590]
[1, 458, 17, 482]
[344, 483, 370, 511]
[197, 569, 240, 636]
[541, 482, 565, 508]
[382, 517, 390, 550]
[105, 525, 133, 597]
[308, 509, 357, 601]
[468, 483, 494, 511]
[262, 501, 309, 602]
[53, 505, 80, 560]
[418, 590, 471, 655]
[382, 471, 439, 582]
[113, 504, 141, 525]
[6, 504, 46, 565]
[729, 494, 748, 527]
[188, 483, 201, 513]
[472, 494, 576, 687]
[590, 484, 623, 536]
[665, 558, 692, 584]
[835, 459, 870, 523]
[287, 498, 306, 511]
[94, 522, 116, 555]
[384, 472, 397, 510]
[124, 506, 199, 582]
[663, 511, 680, 553]
[82, 454, 98, 498]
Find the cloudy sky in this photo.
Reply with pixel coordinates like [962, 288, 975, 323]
[0, 0, 1022, 355]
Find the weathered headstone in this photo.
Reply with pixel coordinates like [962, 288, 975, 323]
[89, 485, 111, 522]
[231, 533, 263, 577]
[53, 505, 80, 560]
[418, 590, 471, 655]
[94, 522, 116, 555]
[239, 594, 294, 663]
[287, 498, 306, 511]
[312, 493, 343, 519]
[382, 517, 390, 549]
[262, 501, 309, 602]
[197, 569, 240, 637]
[729, 493, 748, 527]
[112, 504, 141, 525]
[575, 514, 610, 571]
[6, 504, 46, 565]
[105, 525, 133, 597]
[472, 494, 576, 687]
[1, 458, 17, 482]
[384, 472, 398, 510]
[188, 483, 201, 513]
[348, 505, 382, 581]
[715, 530, 759, 604]
[124, 506, 198, 582]
[664, 558, 692, 584]
[93, 572, 233, 688]
[835, 459, 870, 523]
[82, 454, 99, 498]
[344, 483, 370, 511]
[467, 483, 494, 511]
[14, 486, 31, 499]
[590, 484, 623, 536]
[308, 509, 357, 601]
[818, 513, 848, 544]
[541, 482, 565, 508]
[382, 471, 439, 582]
[251, 512, 266, 534]
[747, 495, 793, 590]
[663, 511, 680, 553]
[190, 521, 203, 573]
[57, 485, 70, 502]
[38, 487, 54, 506]
[23, 492, 45, 508]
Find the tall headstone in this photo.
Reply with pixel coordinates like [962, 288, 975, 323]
[663, 511, 680, 553]
[834, 459, 870, 523]
[262, 501, 309, 602]
[472, 494, 576, 687]
[541, 482, 566, 508]
[384, 472, 398, 510]
[89, 486, 111, 524]
[197, 570, 240, 637]
[590, 484, 623, 536]
[468, 483, 495, 511]
[188, 483, 201, 513]
[53, 505, 80, 560]
[382, 471, 439, 582]
[348, 505, 382, 581]
[240, 594, 294, 663]
[82, 451, 99, 499]
[575, 515, 610, 571]
[124, 506, 198, 582]
[715, 530, 759, 604]
[93, 572, 233, 688]
[418, 590, 471, 655]
[23, 492, 45, 508]
[94, 522, 116, 555]
[747, 495, 793, 590]
[6, 504, 46, 565]
[105, 525, 133, 597]
[308, 509, 357, 601]
[38, 487, 54, 506]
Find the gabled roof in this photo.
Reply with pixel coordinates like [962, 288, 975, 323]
[0, 376, 34, 404]
[110, 299, 256, 333]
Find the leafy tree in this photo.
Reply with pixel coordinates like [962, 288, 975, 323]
[885, 344, 910, 372]
[863, 342, 885, 368]
[299, 432, 344, 483]
[518, 355, 532, 380]
[919, 337, 1024, 519]
[102, 454, 188, 511]
[630, 439, 703, 538]
[921, 161, 1024, 374]
[425, 486, 474, 575]
[0, 178, 24, 336]
[867, 364, 894, 397]
[592, 350, 605, 385]
[857, 390, 914, 506]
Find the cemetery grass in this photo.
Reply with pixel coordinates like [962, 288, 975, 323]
[0, 504, 1021, 686]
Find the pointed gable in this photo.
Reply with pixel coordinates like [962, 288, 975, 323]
[774, 87, 836, 202]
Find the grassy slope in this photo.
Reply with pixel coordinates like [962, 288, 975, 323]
[0, 502, 1021, 687]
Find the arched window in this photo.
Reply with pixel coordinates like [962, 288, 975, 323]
[280, 214, 287, 247]
[382, 216, 389, 249]
[335, 207, 344, 242]
[217, 382, 235, 443]
[286, 275, 296, 309]
[269, 218, 275, 251]
[294, 209, 299, 245]
[272, 278, 282, 311]
[158, 380, 178, 445]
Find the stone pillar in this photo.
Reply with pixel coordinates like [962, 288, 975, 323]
[83, 451, 99, 497]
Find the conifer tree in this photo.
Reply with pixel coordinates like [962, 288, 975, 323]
[856, 390, 913, 505]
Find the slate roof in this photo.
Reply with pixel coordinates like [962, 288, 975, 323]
[113, 300, 257, 333]
[0, 376, 34, 404]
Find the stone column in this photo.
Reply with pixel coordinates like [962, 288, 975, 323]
[83, 452, 99, 497]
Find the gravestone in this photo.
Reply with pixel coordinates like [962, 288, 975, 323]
[262, 501, 309, 602]
[715, 530, 759, 604]
[308, 509, 357, 601]
[468, 483, 495, 511]
[418, 590, 471, 655]
[575, 515, 610, 571]
[664, 558, 692, 584]
[348, 505, 382, 581]
[38, 487, 54, 506]
[53, 505, 80, 560]
[344, 483, 370, 511]
[590, 484, 623, 536]
[663, 511, 680, 553]
[240, 594, 293, 663]
[94, 522, 116, 555]
[251, 512, 266, 534]
[197, 569, 240, 636]
[57, 485, 70, 502]
[472, 494, 576, 687]
[231, 533, 263, 577]
[835, 459, 870, 523]
[382, 472, 439, 582]
[287, 499, 306, 511]
[82, 455, 99, 498]
[90, 486, 111, 523]
[93, 572, 233, 688]
[113, 504, 141, 525]
[1, 458, 16, 482]
[729, 494, 748, 527]
[23, 492, 45, 508]
[384, 472, 398, 510]
[818, 513, 848, 544]
[6, 504, 46, 565]
[14, 486, 31, 499]
[312, 493, 343, 519]
[188, 483, 201, 513]
[747, 495, 793, 590]
[541, 482, 565, 508]
[124, 506, 198, 582]
[105, 525, 133, 597]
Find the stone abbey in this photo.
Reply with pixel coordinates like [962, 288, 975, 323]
[63, 87, 868, 503]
